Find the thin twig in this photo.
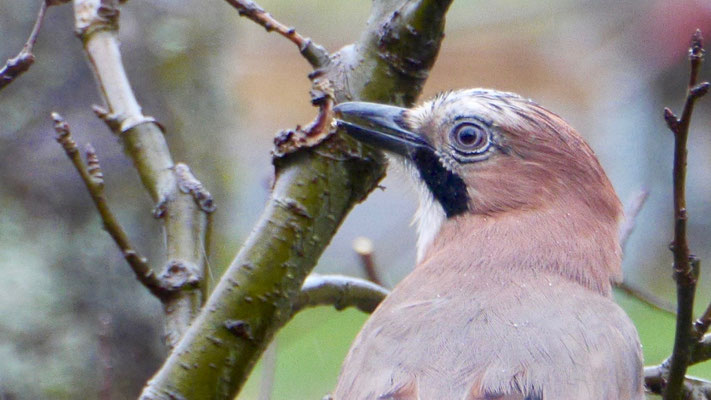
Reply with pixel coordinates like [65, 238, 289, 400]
[662, 29, 709, 400]
[51, 113, 168, 299]
[74, 0, 212, 348]
[619, 189, 650, 250]
[292, 273, 389, 315]
[224, 0, 329, 68]
[0, 0, 52, 90]
[694, 295, 711, 339]
[646, 364, 711, 399]
[352, 236, 383, 286]
[616, 189, 675, 314]
[98, 313, 113, 400]
[690, 334, 711, 366]
[618, 280, 676, 315]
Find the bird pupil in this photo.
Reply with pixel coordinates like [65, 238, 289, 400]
[459, 128, 479, 146]
[450, 122, 491, 160]
[456, 124, 486, 149]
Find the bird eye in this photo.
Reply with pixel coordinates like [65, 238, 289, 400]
[450, 123, 490, 155]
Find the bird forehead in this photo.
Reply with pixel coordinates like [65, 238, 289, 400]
[411, 89, 538, 135]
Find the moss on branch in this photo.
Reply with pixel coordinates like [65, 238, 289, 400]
[140, 0, 453, 398]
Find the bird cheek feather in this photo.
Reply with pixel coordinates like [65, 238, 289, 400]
[461, 158, 546, 215]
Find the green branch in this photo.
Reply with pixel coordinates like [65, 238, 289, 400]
[139, 0, 453, 398]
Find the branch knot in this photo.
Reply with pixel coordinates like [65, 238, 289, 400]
[160, 259, 201, 291]
[175, 163, 216, 213]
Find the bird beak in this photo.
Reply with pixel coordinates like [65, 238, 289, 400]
[334, 101, 432, 156]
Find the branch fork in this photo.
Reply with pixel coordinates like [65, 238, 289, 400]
[651, 29, 710, 400]
[62, 0, 215, 349]
[51, 112, 171, 299]
[139, 0, 453, 396]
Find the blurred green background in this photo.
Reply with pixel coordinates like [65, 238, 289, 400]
[1, 0, 711, 399]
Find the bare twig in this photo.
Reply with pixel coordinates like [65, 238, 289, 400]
[292, 273, 389, 315]
[646, 365, 711, 399]
[615, 189, 676, 313]
[352, 236, 383, 286]
[619, 189, 650, 250]
[224, 0, 329, 68]
[662, 29, 709, 400]
[691, 334, 711, 366]
[656, 334, 711, 379]
[74, 0, 212, 347]
[694, 297, 711, 339]
[51, 113, 168, 298]
[98, 313, 113, 400]
[618, 281, 676, 315]
[615, 190, 676, 313]
[0, 0, 54, 90]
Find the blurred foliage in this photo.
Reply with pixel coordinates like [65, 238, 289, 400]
[0, 0, 710, 399]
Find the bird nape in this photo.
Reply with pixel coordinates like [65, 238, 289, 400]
[331, 89, 644, 400]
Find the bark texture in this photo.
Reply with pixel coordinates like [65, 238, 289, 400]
[139, 0, 453, 398]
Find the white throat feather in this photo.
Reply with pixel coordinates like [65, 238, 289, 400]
[391, 155, 447, 263]
[413, 182, 446, 262]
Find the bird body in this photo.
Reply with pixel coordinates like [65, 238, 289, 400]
[332, 90, 644, 400]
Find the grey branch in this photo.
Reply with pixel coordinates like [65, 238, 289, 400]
[645, 365, 711, 399]
[353, 237, 384, 286]
[615, 189, 675, 314]
[50, 113, 168, 298]
[0, 0, 54, 90]
[619, 189, 649, 250]
[72, 0, 212, 348]
[293, 273, 389, 315]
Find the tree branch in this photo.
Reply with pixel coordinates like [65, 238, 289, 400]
[139, 0, 453, 398]
[224, 0, 329, 68]
[618, 280, 676, 315]
[662, 29, 708, 400]
[646, 365, 711, 399]
[619, 189, 650, 250]
[690, 335, 711, 365]
[292, 273, 389, 314]
[51, 113, 169, 298]
[0, 0, 61, 90]
[353, 236, 384, 286]
[71, 0, 213, 348]
[615, 190, 676, 314]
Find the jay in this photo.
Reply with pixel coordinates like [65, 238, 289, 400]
[331, 89, 644, 400]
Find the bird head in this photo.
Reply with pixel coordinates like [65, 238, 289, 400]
[335, 89, 622, 280]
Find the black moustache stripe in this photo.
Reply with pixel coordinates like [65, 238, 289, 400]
[411, 147, 469, 217]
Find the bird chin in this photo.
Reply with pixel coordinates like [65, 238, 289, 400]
[413, 188, 446, 263]
[387, 153, 447, 263]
